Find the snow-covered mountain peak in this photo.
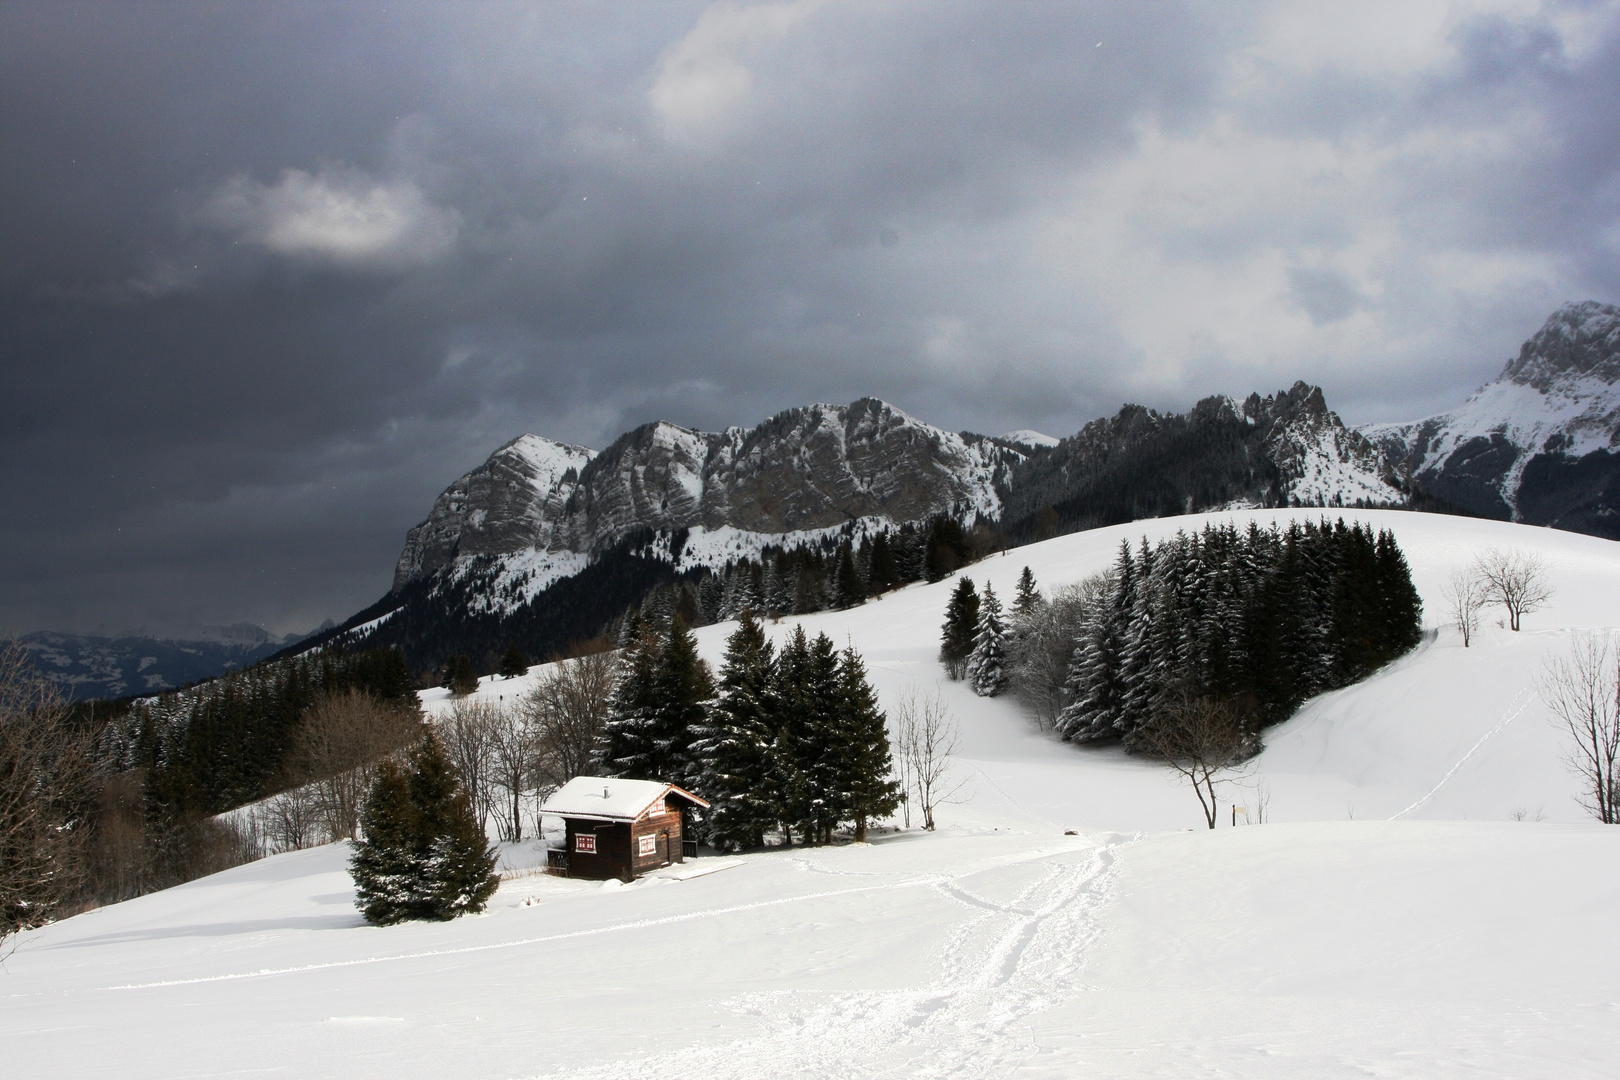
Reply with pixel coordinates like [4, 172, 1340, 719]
[1502, 300, 1620, 391]
[998, 429, 1060, 448]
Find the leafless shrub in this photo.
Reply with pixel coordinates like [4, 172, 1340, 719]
[1136, 691, 1255, 830]
[893, 690, 968, 831]
[290, 689, 422, 842]
[1538, 634, 1620, 824]
[1475, 548, 1553, 632]
[1442, 567, 1490, 647]
[524, 651, 616, 792]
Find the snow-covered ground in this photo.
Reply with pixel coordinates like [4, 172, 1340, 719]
[7, 509, 1620, 1078]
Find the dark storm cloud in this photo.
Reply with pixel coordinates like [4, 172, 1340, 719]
[2, 1, 1618, 635]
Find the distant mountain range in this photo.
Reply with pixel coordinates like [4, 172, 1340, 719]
[21, 622, 329, 701]
[41, 300, 1619, 696]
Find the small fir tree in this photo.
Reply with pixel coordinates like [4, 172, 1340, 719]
[349, 731, 498, 924]
[967, 583, 1010, 697]
[868, 531, 899, 595]
[498, 642, 529, 679]
[833, 544, 866, 609]
[1012, 567, 1041, 623]
[443, 653, 478, 696]
[833, 646, 901, 842]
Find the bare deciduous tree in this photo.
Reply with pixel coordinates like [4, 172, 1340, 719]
[1, 639, 98, 949]
[1012, 576, 1107, 728]
[1538, 634, 1620, 824]
[894, 690, 968, 831]
[438, 698, 501, 833]
[291, 689, 422, 842]
[524, 651, 616, 791]
[1137, 692, 1254, 830]
[1442, 567, 1490, 647]
[1475, 548, 1554, 632]
[487, 703, 536, 842]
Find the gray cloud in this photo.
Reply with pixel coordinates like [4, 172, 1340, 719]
[2, 0, 1617, 635]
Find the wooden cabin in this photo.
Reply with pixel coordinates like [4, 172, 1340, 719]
[540, 777, 709, 882]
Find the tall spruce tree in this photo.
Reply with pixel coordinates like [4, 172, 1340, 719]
[598, 617, 661, 778]
[939, 577, 980, 680]
[648, 613, 716, 788]
[770, 626, 814, 845]
[691, 612, 779, 851]
[834, 646, 901, 842]
[868, 532, 898, 595]
[833, 544, 866, 609]
[967, 583, 1010, 697]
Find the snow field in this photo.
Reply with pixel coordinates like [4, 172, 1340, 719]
[7, 508, 1620, 1078]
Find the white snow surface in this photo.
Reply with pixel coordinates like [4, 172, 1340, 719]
[10, 509, 1620, 1079]
[997, 429, 1060, 448]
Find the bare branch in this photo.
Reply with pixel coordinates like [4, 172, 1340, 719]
[1538, 634, 1620, 824]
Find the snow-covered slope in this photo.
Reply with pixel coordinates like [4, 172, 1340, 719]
[1364, 300, 1620, 533]
[15, 510, 1618, 1079]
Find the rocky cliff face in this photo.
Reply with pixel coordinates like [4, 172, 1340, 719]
[392, 398, 1022, 592]
[1362, 301, 1620, 536]
[997, 381, 1400, 534]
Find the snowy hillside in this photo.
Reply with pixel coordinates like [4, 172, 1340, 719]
[7, 509, 1620, 1078]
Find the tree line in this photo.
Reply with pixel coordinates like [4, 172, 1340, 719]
[600, 612, 900, 849]
[942, 519, 1425, 749]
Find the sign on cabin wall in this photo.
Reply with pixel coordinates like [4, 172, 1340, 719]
[638, 834, 657, 857]
[575, 834, 596, 854]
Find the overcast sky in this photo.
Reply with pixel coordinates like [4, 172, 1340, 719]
[3, 1, 1618, 637]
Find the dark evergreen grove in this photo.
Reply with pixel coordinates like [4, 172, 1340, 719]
[350, 730, 499, 925]
[1029, 519, 1423, 748]
[106, 647, 418, 821]
[602, 612, 899, 851]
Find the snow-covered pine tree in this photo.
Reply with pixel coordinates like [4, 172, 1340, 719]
[407, 730, 499, 921]
[939, 576, 979, 680]
[1055, 541, 1135, 741]
[350, 759, 416, 925]
[349, 731, 498, 925]
[648, 613, 714, 789]
[770, 626, 813, 845]
[597, 616, 661, 778]
[690, 612, 778, 851]
[799, 631, 844, 845]
[1013, 566, 1041, 623]
[967, 583, 1010, 697]
[833, 646, 900, 842]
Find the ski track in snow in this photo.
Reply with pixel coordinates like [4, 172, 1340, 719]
[523, 835, 1134, 1080]
[1388, 687, 1535, 821]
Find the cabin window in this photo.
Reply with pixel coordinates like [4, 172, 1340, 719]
[575, 834, 596, 854]
[638, 834, 657, 857]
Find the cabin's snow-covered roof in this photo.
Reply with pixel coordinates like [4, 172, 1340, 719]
[539, 776, 707, 821]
